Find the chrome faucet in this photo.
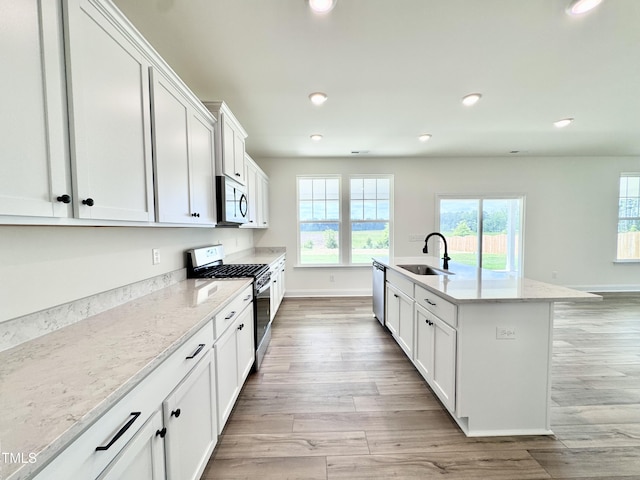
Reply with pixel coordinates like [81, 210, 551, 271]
[423, 232, 451, 270]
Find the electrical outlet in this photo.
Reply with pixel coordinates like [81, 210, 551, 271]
[496, 327, 516, 340]
[329, 274, 335, 282]
[152, 248, 160, 265]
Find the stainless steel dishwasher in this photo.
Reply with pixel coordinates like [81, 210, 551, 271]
[372, 261, 386, 325]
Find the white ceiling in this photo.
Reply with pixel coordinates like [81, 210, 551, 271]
[112, 0, 640, 159]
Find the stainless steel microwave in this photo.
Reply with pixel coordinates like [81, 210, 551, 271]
[216, 176, 248, 226]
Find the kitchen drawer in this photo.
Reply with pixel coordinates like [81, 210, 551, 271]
[159, 319, 215, 388]
[33, 319, 214, 480]
[33, 364, 162, 480]
[214, 284, 253, 338]
[415, 284, 457, 328]
[387, 269, 414, 298]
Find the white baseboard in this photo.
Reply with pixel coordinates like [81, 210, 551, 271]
[285, 288, 372, 298]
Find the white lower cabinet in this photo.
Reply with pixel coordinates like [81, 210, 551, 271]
[163, 351, 217, 480]
[32, 320, 217, 480]
[96, 410, 166, 480]
[385, 283, 414, 358]
[414, 303, 457, 412]
[270, 256, 286, 320]
[214, 304, 254, 433]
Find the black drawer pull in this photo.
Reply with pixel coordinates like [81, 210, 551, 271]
[95, 412, 141, 451]
[225, 310, 237, 320]
[185, 343, 205, 360]
[426, 299, 437, 306]
[171, 408, 181, 418]
[238, 323, 244, 330]
[155, 427, 167, 438]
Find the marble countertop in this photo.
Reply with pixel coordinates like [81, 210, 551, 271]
[0, 277, 252, 480]
[375, 256, 601, 304]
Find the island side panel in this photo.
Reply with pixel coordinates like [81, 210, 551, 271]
[456, 302, 554, 436]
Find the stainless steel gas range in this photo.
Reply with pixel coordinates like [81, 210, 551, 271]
[186, 245, 272, 370]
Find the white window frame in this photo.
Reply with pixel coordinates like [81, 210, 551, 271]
[296, 174, 394, 267]
[616, 172, 640, 262]
[436, 194, 525, 274]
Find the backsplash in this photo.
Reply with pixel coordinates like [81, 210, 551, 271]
[0, 268, 186, 353]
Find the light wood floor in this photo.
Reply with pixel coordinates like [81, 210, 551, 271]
[202, 294, 640, 479]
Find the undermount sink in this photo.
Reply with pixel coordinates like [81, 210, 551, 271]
[398, 264, 454, 276]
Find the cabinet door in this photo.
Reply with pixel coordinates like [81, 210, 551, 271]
[432, 316, 457, 412]
[188, 111, 215, 224]
[385, 283, 400, 336]
[414, 304, 435, 381]
[221, 118, 236, 179]
[232, 130, 246, 184]
[97, 410, 165, 480]
[150, 69, 191, 223]
[397, 291, 414, 358]
[258, 172, 270, 228]
[0, 0, 71, 218]
[163, 350, 217, 480]
[236, 306, 255, 383]
[65, 0, 155, 221]
[214, 321, 239, 432]
[242, 158, 258, 227]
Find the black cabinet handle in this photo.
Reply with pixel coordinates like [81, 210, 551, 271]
[235, 172, 241, 177]
[225, 310, 236, 320]
[171, 408, 181, 418]
[425, 319, 433, 326]
[95, 412, 141, 451]
[425, 299, 436, 306]
[56, 194, 71, 204]
[82, 198, 95, 207]
[191, 213, 200, 217]
[393, 294, 399, 298]
[155, 427, 167, 438]
[185, 343, 205, 360]
[238, 323, 244, 330]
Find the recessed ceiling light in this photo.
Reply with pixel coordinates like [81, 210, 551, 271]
[554, 118, 574, 128]
[310, 134, 323, 141]
[462, 93, 482, 106]
[566, 0, 603, 16]
[309, 0, 336, 14]
[418, 134, 432, 142]
[309, 92, 328, 105]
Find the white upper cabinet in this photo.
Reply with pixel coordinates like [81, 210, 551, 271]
[150, 69, 215, 225]
[64, 0, 155, 222]
[242, 154, 269, 229]
[203, 101, 248, 185]
[0, 0, 71, 218]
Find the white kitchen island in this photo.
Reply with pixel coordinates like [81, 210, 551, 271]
[375, 255, 601, 437]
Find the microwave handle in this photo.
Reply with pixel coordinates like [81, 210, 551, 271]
[239, 193, 248, 218]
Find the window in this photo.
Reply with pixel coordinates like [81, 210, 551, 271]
[617, 173, 640, 261]
[298, 175, 392, 265]
[438, 196, 524, 273]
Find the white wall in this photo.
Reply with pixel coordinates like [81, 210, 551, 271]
[0, 225, 253, 322]
[254, 155, 640, 295]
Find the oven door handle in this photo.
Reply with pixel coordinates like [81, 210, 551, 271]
[257, 281, 271, 294]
